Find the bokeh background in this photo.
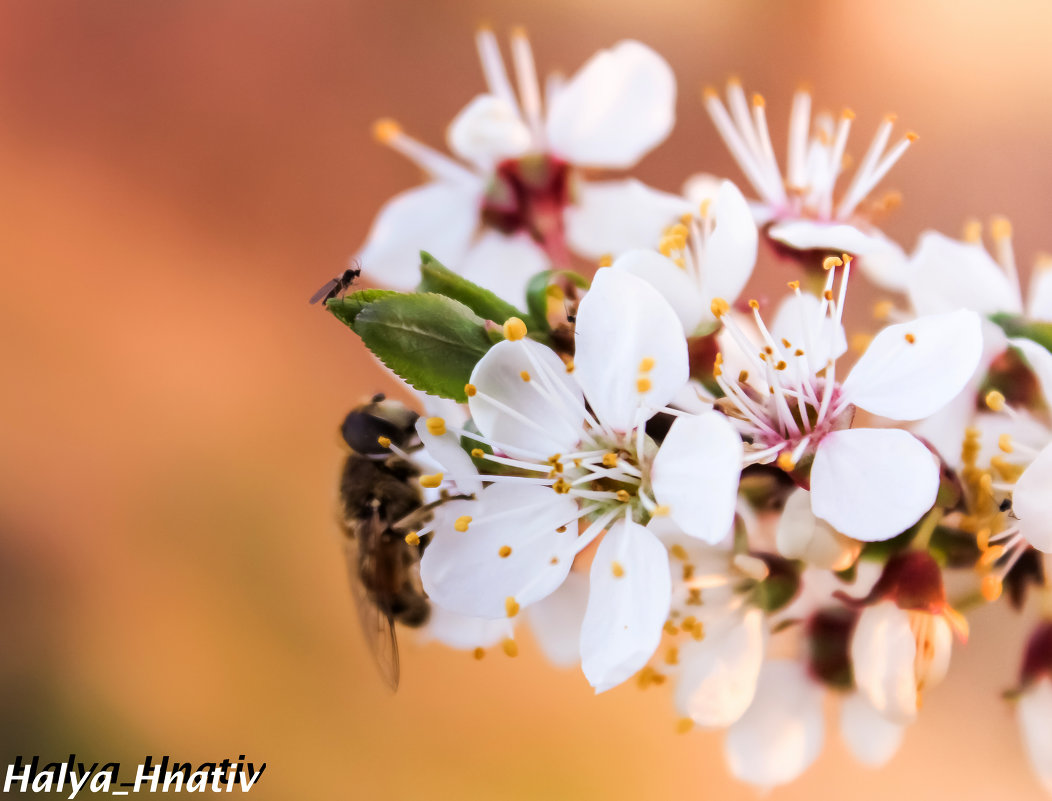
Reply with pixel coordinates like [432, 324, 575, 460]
[2, 0, 1051, 798]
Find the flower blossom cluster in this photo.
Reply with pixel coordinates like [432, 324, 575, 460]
[321, 29, 1052, 792]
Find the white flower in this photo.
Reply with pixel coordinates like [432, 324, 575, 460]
[710, 256, 983, 541]
[357, 30, 686, 303]
[723, 659, 825, 789]
[839, 691, 907, 767]
[702, 80, 915, 289]
[775, 487, 862, 571]
[419, 269, 743, 691]
[609, 179, 758, 336]
[850, 600, 952, 725]
[1019, 678, 1052, 794]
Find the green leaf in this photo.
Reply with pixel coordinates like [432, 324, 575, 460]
[417, 252, 528, 325]
[990, 312, 1052, 353]
[353, 293, 493, 402]
[326, 289, 399, 328]
[525, 269, 591, 332]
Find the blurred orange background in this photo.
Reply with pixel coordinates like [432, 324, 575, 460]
[2, 1, 1050, 798]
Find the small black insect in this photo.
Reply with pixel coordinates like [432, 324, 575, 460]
[310, 259, 362, 305]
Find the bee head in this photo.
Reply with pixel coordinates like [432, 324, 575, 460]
[340, 394, 420, 454]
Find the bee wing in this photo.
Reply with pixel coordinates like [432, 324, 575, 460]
[343, 529, 400, 691]
[309, 278, 339, 305]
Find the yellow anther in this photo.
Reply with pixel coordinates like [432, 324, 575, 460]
[680, 213, 693, 224]
[404, 531, 420, 546]
[777, 452, 796, 471]
[377, 435, 392, 448]
[546, 284, 565, 301]
[653, 504, 670, 517]
[498, 545, 512, 558]
[781, 338, 792, 348]
[738, 370, 749, 383]
[372, 118, 402, 143]
[752, 93, 766, 108]
[598, 254, 613, 267]
[419, 472, 444, 488]
[699, 198, 712, 218]
[985, 390, 1006, 412]
[464, 383, 477, 397]
[564, 360, 575, 373]
[668, 222, 689, 238]
[979, 545, 1006, 568]
[905, 131, 919, 143]
[748, 298, 760, 309]
[991, 216, 1013, 240]
[502, 317, 527, 341]
[714, 352, 724, 378]
[963, 219, 983, 243]
[602, 452, 619, 468]
[616, 489, 632, 503]
[976, 528, 992, 551]
[794, 348, 806, 357]
[520, 370, 531, 382]
[702, 85, 719, 101]
[775, 360, 787, 371]
[850, 333, 873, 353]
[873, 300, 895, 321]
[690, 621, 705, 641]
[841, 107, 856, 120]
[454, 515, 472, 532]
[981, 574, 1003, 602]
[884, 112, 898, 123]
[473, 647, 485, 660]
[904, 333, 916, 344]
[787, 280, 800, 291]
[502, 638, 519, 657]
[425, 416, 446, 436]
[823, 289, 834, 301]
[676, 718, 694, 734]
[823, 255, 844, 271]
[611, 561, 625, 578]
[505, 597, 520, 618]
[552, 478, 571, 494]
[665, 646, 679, 666]
[670, 544, 689, 561]
[636, 377, 652, 393]
[734, 553, 770, 581]
[471, 448, 484, 458]
[639, 356, 656, 373]
[663, 620, 679, 636]
[998, 434, 1014, 454]
[686, 588, 702, 606]
[710, 297, 730, 318]
[673, 256, 686, 269]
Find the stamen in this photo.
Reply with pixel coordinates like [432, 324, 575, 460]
[425, 417, 446, 436]
[371, 118, 476, 184]
[503, 317, 528, 341]
[505, 597, 520, 618]
[473, 647, 485, 660]
[498, 545, 512, 558]
[420, 472, 444, 488]
[464, 383, 477, 397]
[509, 27, 543, 143]
[405, 531, 421, 546]
[475, 27, 519, 115]
[520, 370, 531, 382]
[611, 561, 625, 578]
[377, 435, 392, 448]
[502, 638, 519, 657]
[454, 515, 473, 532]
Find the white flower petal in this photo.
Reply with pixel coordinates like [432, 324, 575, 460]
[574, 268, 688, 432]
[545, 40, 674, 169]
[767, 219, 888, 256]
[1014, 443, 1052, 553]
[811, 428, 939, 542]
[447, 94, 532, 169]
[724, 660, 825, 789]
[698, 181, 759, 313]
[850, 601, 918, 725]
[419, 485, 580, 618]
[580, 520, 671, 692]
[1028, 266, 1052, 323]
[458, 230, 550, 307]
[611, 249, 705, 334]
[840, 691, 906, 767]
[650, 411, 743, 544]
[565, 179, 691, 260]
[841, 309, 983, 421]
[681, 173, 722, 208]
[775, 488, 861, 571]
[526, 571, 589, 668]
[358, 181, 482, 289]
[1019, 679, 1052, 794]
[468, 338, 584, 458]
[1010, 336, 1052, 411]
[675, 608, 766, 728]
[906, 231, 1022, 317]
[415, 419, 482, 497]
[422, 603, 513, 650]
[853, 234, 912, 292]
[770, 291, 847, 373]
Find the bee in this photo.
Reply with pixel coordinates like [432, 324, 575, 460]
[310, 259, 362, 306]
[337, 394, 433, 691]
